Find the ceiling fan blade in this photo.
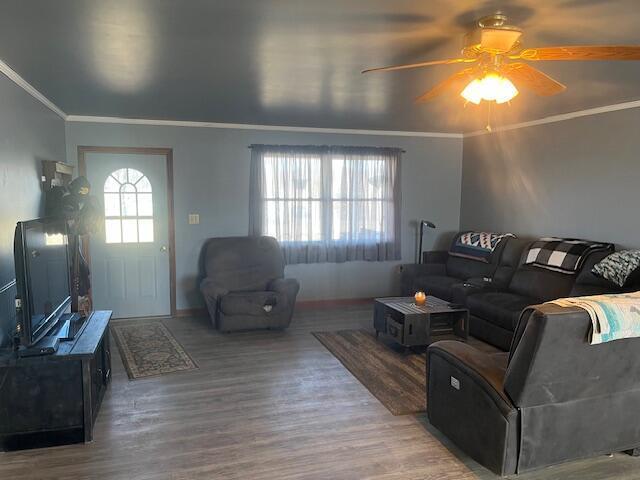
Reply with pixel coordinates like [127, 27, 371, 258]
[362, 57, 476, 74]
[500, 63, 567, 97]
[415, 68, 475, 103]
[513, 45, 640, 61]
[502, 63, 566, 96]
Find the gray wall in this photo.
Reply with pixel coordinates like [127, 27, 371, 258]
[65, 122, 462, 309]
[460, 108, 640, 247]
[0, 75, 66, 346]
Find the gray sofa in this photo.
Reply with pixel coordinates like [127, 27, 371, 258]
[199, 236, 300, 332]
[404, 236, 620, 350]
[427, 303, 640, 476]
[458, 244, 617, 350]
[399, 233, 519, 302]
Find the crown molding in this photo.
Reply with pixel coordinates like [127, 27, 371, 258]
[464, 99, 640, 138]
[62, 100, 640, 139]
[65, 115, 463, 138]
[0, 59, 66, 119]
[3, 54, 640, 138]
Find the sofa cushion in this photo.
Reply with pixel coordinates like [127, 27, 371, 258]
[202, 236, 284, 292]
[570, 249, 620, 296]
[490, 351, 510, 371]
[220, 291, 287, 317]
[413, 275, 460, 301]
[508, 265, 575, 302]
[492, 238, 529, 289]
[467, 292, 540, 331]
[469, 315, 515, 351]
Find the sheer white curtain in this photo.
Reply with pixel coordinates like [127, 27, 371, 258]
[249, 145, 401, 264]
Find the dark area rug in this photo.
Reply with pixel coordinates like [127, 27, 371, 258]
[313, 329, 427, 415]
[112, 321, 198, 380]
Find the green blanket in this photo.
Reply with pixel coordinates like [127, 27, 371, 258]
[550, 292, 640, 344]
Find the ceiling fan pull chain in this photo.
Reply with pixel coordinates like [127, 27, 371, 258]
[486, 102, 493, 132]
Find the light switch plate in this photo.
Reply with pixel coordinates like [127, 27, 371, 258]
[188, 214, 200, 225]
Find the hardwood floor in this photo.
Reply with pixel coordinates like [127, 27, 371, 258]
[1, 305, 639, 479]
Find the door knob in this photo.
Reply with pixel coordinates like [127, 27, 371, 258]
[160, 245, 168, 252]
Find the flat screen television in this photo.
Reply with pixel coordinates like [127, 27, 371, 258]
[14, 217, 71, 347]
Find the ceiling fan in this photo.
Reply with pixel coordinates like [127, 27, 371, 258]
[362, 14, 640, 106]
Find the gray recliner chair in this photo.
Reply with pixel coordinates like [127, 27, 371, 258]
[427, 303, 640, 475]
[199, 236, 300, 332]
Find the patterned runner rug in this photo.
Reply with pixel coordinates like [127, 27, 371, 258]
[313, 329, 426, 415]
[112, 321, 198, 380]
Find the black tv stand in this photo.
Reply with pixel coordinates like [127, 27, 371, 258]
[0, 310, 112, 451]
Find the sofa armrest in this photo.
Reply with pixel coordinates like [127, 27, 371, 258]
[423, 250, 449, 264]
[451, 277, 499, 305]
[428, 341, 514, 415]
[200, 278, 229, 325]
[427, 341, 519, 476]
[462, 276, 494, 288]
[200, 278, 229, 308]
[399, 263, 448, 295]
[267, 277, 300, 300]
[400, 263, 448, 277]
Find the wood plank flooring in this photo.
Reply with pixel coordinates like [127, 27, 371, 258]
[1, 304, 639, 479]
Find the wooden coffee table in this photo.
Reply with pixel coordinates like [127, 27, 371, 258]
[373, 296, 469, 348]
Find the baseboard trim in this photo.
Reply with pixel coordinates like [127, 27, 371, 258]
[176, 308, 207, 317]
[295, 297, 373, 309]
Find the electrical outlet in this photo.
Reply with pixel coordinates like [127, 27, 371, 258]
[188, 214, 200, 225]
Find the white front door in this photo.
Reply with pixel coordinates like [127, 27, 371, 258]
[85, 152, 171, 318]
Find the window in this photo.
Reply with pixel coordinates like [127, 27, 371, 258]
[262, 151, 323, 243]
[103, 168, 154, 244]
[45, 233, 65, 246]
[250, 146, 401, 264]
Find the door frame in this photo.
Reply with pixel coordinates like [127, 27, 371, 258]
[78, 146, 177, 317]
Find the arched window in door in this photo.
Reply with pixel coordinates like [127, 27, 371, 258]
[103, 168, 154, 243]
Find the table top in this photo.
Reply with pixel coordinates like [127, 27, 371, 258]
[374, 296, 467, 315]
[0, 310, 112, 365]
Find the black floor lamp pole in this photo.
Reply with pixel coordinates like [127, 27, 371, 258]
[418, 220, 436, 264]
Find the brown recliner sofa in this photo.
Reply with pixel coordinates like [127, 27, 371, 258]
[428, 303, 640, 475]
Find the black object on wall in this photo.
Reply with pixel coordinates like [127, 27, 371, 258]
[418, 220, 436, 264]
[45, 176, 102, 315]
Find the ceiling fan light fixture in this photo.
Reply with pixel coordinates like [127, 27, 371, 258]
[460, 72, 518, 104]
[460, 78, 483, 104]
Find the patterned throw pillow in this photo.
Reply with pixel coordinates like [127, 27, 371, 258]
[592, 250, 640, 287]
